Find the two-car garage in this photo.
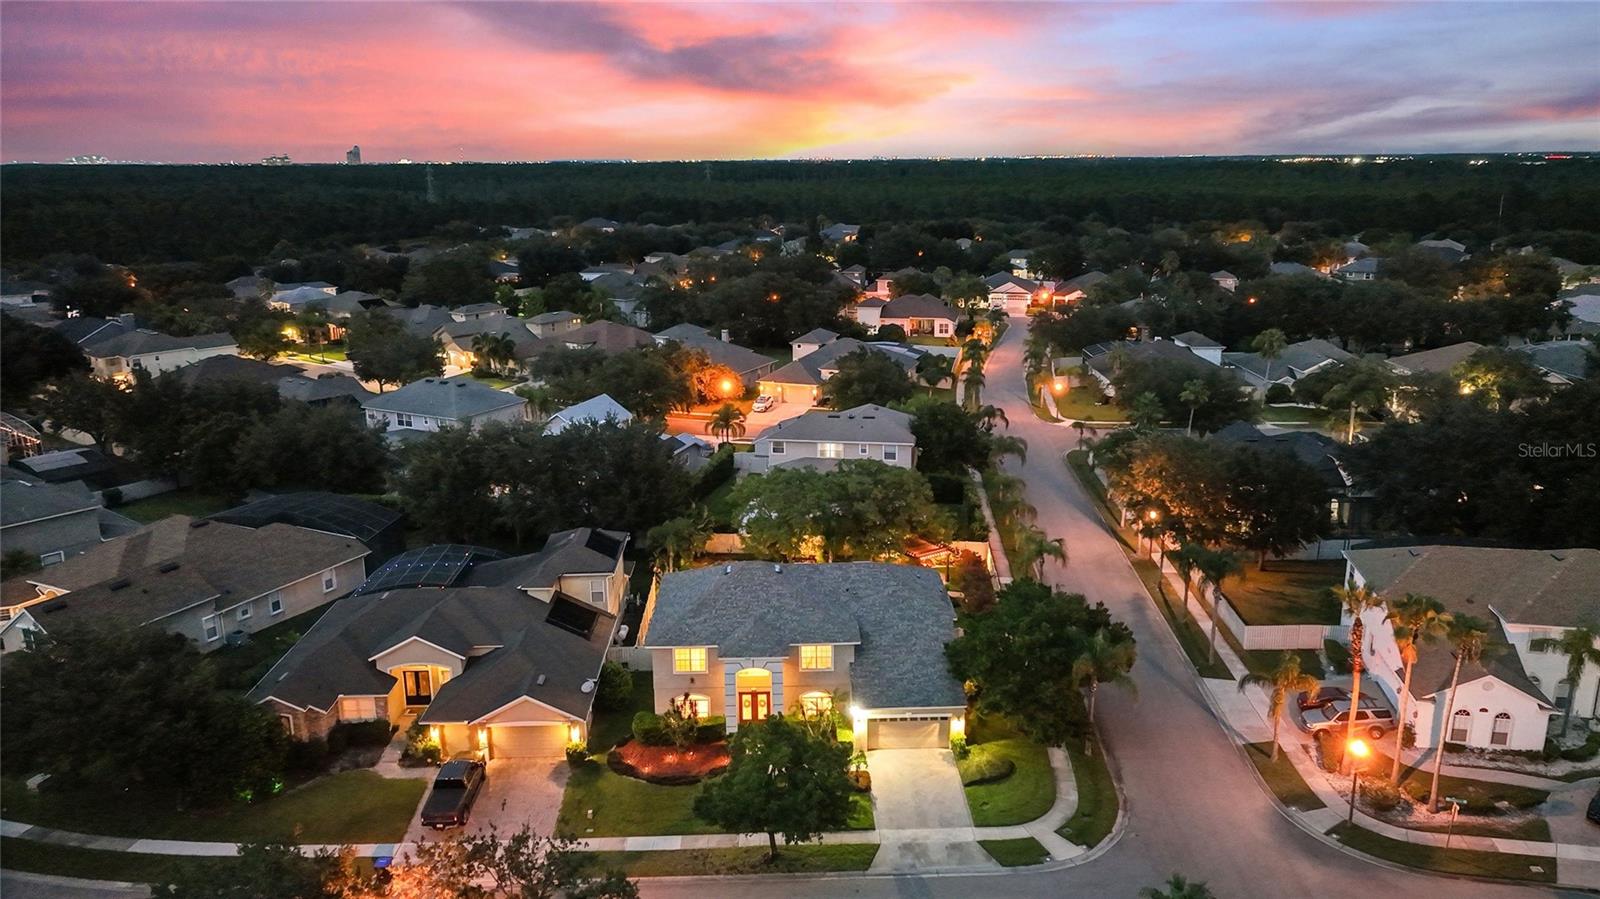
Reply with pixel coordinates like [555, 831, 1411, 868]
[865, 715, 951, 750]
[488, 723, 568, 759]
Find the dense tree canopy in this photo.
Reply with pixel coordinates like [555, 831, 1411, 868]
[729, 460, 949, 562]
[820, 349, 915, 409]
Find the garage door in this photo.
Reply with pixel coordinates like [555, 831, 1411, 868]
[867, 717, 948, 750]
[489, 724, 567, 759]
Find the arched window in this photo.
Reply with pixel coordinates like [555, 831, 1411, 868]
[1449, 708, 1472, 743]
[677, 694, 711, 718]
[798, 691, 833, 716]
[1490, 712, 1512, 746]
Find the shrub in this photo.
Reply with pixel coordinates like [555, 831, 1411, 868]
[691, 446, 735, 501]
[330, 720, 395, 749]
[400, 720, 442, 766]
[631, 711, 668, 746]
[695, 716, 728, 744]
[595, 660, 634, 712]
[285, 738, 329, 775]
[1401, 723, 1416, 750]
[101, 486, 123, 508]
[565, 741, 591, 768]
[1314, 732, 1343, 772]
[957, 749, 1015, 786]
[1360, 778, 1405, 813]
[325, 727, 349, 757]
[1560, 731, 1600, 762]
[1264, 383, 1293, 404]
[1541, 738, 1563, 762]
[660, 695, 701, 748]
[950, 734, 970, 760]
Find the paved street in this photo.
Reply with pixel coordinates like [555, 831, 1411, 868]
[640, 321, 1571, 898]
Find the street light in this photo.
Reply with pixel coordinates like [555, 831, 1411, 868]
[1345, 738, 1370, 824]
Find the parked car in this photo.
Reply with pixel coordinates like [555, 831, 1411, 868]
[420, 759, 486, 829]
[1587, 788, 1600, 826]
[1301, 699, 1395, 740]
[752, 394, 776, 413]
[1298, 686, 1350, 712]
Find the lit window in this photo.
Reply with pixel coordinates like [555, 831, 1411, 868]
[681, 694, 712, 717]
[799, 644, 833, 671]
[322, 570, 337, 593]
[799, 691, 832, 715]
[818, 443, 843, 459]
[202, 615, 220, 642]
[673, 647, 707, 673]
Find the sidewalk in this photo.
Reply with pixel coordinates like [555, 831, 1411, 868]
[0, 750, 1089, 872]
[968, 468, 1013, 582]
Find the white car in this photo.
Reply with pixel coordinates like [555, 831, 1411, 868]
[752, 395, 776, 413]
[1301, 698, 1395, 740]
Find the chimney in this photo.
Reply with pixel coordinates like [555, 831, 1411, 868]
[720, 329, 731, 343]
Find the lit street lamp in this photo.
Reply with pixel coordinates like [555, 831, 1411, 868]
[1345, 738, 1370, 824]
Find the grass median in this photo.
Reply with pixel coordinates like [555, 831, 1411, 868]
[1058, 736, 1117, 848]
[979, 837, 1050, 867]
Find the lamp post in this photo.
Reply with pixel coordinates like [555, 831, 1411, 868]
[1144, 509, 1162, 557]
[1345, 738, 1370, 824]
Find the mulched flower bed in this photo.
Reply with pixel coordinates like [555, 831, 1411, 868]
[608, 738, 730, 785]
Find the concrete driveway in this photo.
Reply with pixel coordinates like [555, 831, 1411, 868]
[407, 758, 568, 841]
[867, 748, 972, 831]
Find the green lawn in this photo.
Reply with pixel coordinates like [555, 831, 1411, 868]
[466, 373, 519, 389]
[1058, 737, 1117, 848]
[209, 605, 331, 691]
[1327, 823, 1555, 883]
[579, 843, 878, 876]
[587, 672, 655, 752]
[0, 838, 237, 884]
[1220, 561, 1342, 626]
[961, 714, 1055, 826]
[1257, 404, 1319, 423]
[979, 837, 1050, 867]
[1242, 648, 1325, 680]
[286, 347, 349, 363]
[1, 770, 424, 843]
[556, 761, 719, 839]
[117, 488, 231, 523]
[1412, 814, 1552, 842]
[1244, 742, 1325, 811]
[1370, 750, 1549, 814]
[1051, 392, 1129, 422]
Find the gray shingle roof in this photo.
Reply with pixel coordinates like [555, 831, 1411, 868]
[761, 404, 914, 445]
[1386, 342, 1485, 375]
[277, 374, 375, 404]
[764, 338, 921, 386]
[466, 527, 628, 590]
[880, 293, 958, 322]
[653, 327, 773, 376]
[792, 327, 838, 345]
[362, 377, 524, 421]
[1172, 330, 1222, 349]
[1225, 339, 1352, 381]
[645, 562, 965, 710]
[0, 473, 98, 528]
[84, 330, 236, 359]
[1518, 340, 1594, 381]
[1346, 545, 1600, 628]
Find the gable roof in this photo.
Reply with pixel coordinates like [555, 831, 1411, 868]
[792, 327, 838, 345]
[276, 374, 375, 404]
[531, 320, 654, 355]
[1208, 422, 1348, 491]
[765, 338, 922, 386]
[1345, 545, 1600, 628]
[761, 404, 915, 445]
[1060, 271, 1108, 292]
[653, 326, 774, 376]
[1269, 261, 1320, 277]
[83, 330, 236, 359]
[361, 377, 524, 420]
[1518, 340, 1594, 381]
[52, 316, 131, 347]
[1172, 330, 1222, 349]
[984, 272, 1039, 292]
[1225, 338, 1353, 382]
[1386, 342, 1484, 375]
[548, 394, 633, 430]
[880, 293, 958, 322]
[644, 562, 965, 710]
[531, 310, 583, 326]
[0, 473, 99, 529]
[377, 304, 454, 339]
[466, 527, 629, 590]
[164, 355, 301, 389]
[1085, 339, 1219, 378]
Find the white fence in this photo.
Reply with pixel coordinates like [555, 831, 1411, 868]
[607, 645, 653, 670]
[1152, 548, 1345, 652]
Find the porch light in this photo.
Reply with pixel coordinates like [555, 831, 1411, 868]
[428, 726, 440, 742]
[569, 723, 583, 743]
[949, 716, 966, 737]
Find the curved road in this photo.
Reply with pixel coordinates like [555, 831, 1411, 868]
[643, 323, 1573, 899]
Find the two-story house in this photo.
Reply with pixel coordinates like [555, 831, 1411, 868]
[753, 404, 916, 471]
[653, 324, 778, 387]
[248, 528, 629, 755]
[362, 377, 527, 434]
[528, 310, 583, 338]
[758, 338, 926, 408]
[84, 330, 239, 383]
[2, 516, 369, 653]
[640, 561, 967, 748]
[1341, 545, 1598, 751]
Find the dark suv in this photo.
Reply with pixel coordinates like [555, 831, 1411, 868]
[420, 759, 487, 829]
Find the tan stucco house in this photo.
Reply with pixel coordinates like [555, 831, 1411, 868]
[639, 562, 967, 750]
[249, 528, 630, 757]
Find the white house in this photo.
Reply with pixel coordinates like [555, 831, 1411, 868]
[878, 293, 958, 339]
[1342, 546, 1600, 751]
[84, 330, 239, 383]
[984, 273, 1043, 317]
[752, 403, 915, 471]
[362, 377, 527, 434]
[1210, 271, 1239, 292]
[545, 393, 632, 434]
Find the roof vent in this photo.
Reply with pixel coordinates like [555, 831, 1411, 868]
[724, 564, 732, 575]
[536, 674, 547, 686]
[189, 519, 210, 529]
[107, 578, 131, 591]
[580, 679, 596, 694]
[157, 561, 180, 573]
[1550, 552, 1566, 562]
[773, 563, 781, 574]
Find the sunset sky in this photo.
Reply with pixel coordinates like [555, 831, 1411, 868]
[2, 1, 1596, 163]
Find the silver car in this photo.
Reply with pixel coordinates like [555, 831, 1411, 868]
[752, 395, 776, 413]
[1301, 698, 1395, 740]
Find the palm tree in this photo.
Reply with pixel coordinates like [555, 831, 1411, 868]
[1016, 527, 1066, 581]
[1251, 328, 1287, 385]
[1332, 585, 1385, 762]
[514, 385, 560, 420]
[1530, 625, 1600, 739]
[989, 434, 1027, 466]
[1385, 594, 1452, 782]
[1141, 874, 1216, 899]
[1172, 542, 1207, 604]
[962, 363, 986, 410]
[1238, 652, 1321, 760]
[1428, 616, 1488, 812]
[1129, 391, 1164, 430]
[470, 331, 516, 376]
[646, 510, 712, 573]
[1197, 549, 1244, 663]
[1074, 629, 1136, 754]
[704, 402, 747, 444]
[973, 403, 1009, 432]
[1179, 378, 1209, 437]
[915, 353, 954, 393]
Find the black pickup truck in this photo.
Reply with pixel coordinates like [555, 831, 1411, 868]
[420, 759, 487, 829]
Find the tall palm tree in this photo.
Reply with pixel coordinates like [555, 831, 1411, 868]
[1172, 542, 1207, 604]
[470, 331, 516, 376]
[962, 364, 986, 410]
[704, 402, 747, 443]
[1429, 616, 1488, 812]
[1251, 328, 1287, 385]
[1179, 378, 1209, 437]
[974, 403, 1009, 432]
[989, 434, 1027, 466]
[915, 353, 954, 393]
[1333, 584, 1386, 763]
[646, 510, 712, 573]
[1141, 874, 1216, 899]
[1074, 629, 1137, 754]
[1385, 594, 1452, 782]
[1239, 652, 1321, 761]
[1198, 549, 1244, 663]
[1016, 527, 1066, 581]
[514, 385, 560, 420]
[1530, 625, 1600, 739]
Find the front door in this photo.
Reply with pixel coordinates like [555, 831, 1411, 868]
[738, 691, 771, 724]
[402, 670, 433, 706]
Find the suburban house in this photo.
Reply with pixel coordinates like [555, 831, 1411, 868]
[434, 314, 539, 371]
[545, 393, 633, 434]
[848, 297, 887, 332]
[1343, 545, 1598, 750]
[1055, 271, 1108, 304]
[248, 528, 629, 754]
[1210, 271, 1239, 292]
[819, 223, 860, 243]
[878, 293, 959, 339]
[1385, 341, 1485, 376]
[578, 217, 621, 233]
[1083, 338, 1231, 397]
[1558, 285, 1600, 337]
[362, 377, 527, 435]
[51, 314, 134, 348]
[276, 373, 375, 407]
[1208, 422, 1372, 543]
[529, 320, 654, 357]
[0, 470, 113, 566]
[269, 284, 340, 312]
[1332, 257, 1382, 282]
[1171, 331, 1225, 365]
[1, 516, 369, 653]
[752, 403, 915, 471]
[487, 260, 521, 284]
[839, 264, 868, 287]
[640, 562, 968, 748]
[1519, 340, 1595, 385]
[85, 330, 239, 382]
[1414, 238, 1470, 264]
[1004, 249, 1039, 279]
[452, 303, 508, 321]
[652, 323, 778, 386]
[211, 491, 406, 568]
[529, 310, 583, 337]
[1270, 261, 1323, 277]
[758, 338, 925, 407]
[378, 304, 456, 340]
[790, 327, 839, 360]
[227, 274, 272, 298]
[984, 272, 1044, 316]
[1223, 338, 1354, 396]
[1, 278, 51, 307]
